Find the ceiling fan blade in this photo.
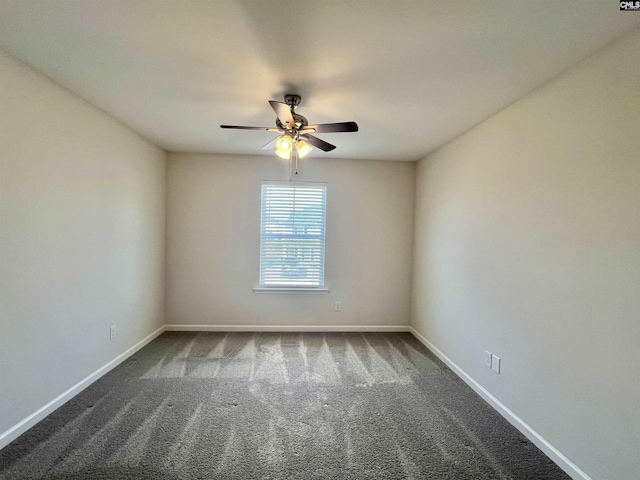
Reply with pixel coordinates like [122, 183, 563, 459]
[269, 101, 296, 129]
[302, 122, 359, 134]
[220, 125, 280, 132]
[261, 135, 281, 150]
[301, 134, 336, 152]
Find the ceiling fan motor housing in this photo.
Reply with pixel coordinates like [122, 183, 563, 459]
[276, 113, 308, 132]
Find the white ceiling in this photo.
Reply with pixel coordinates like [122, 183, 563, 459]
[1, 1, 638, 161]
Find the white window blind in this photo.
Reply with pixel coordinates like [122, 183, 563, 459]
[260, 182, 326, 287]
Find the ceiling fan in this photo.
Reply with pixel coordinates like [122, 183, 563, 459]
[220, 94, 358, 161]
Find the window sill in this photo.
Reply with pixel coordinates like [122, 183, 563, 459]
[253, 287, 330, 295]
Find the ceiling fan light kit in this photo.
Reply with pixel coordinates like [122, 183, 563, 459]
[220, 94, 358, 176]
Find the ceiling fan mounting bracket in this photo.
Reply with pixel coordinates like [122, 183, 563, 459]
[284, 94, 301, 109]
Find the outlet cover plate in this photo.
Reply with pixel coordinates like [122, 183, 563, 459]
[491, 354, 501, 374]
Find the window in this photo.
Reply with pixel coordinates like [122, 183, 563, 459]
[258, 182, 327, 290]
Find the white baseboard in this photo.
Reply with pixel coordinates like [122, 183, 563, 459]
[408, 327, 591, 480]
[2, 324, 588, 480]
[0, 326, 166, 451]
[165, 324, 411, 333]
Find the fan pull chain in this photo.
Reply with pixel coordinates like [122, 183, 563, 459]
[289, 148, 299, 181]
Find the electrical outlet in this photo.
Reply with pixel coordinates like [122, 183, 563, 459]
[484, 350, 492, 368]
[335, 301, 342, 312]
[491, 354, 501, 374]
[110, 325, 117, 340]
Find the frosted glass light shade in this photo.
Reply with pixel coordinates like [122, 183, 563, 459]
[296, 139, 313, 158]
[276, 135, 293, 153]
[275, 149, 291, 160]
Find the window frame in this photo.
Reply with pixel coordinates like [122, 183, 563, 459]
[253, 181, 329, 294]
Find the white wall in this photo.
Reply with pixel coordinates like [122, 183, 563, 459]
[0, 51, 166, 435]
[411, 29, 640, 480]
[166, 153, 414, 328]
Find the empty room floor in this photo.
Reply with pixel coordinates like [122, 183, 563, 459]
[0, 332, 570, 479]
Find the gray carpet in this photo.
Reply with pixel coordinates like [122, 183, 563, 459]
[0, 332, 570, 479]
